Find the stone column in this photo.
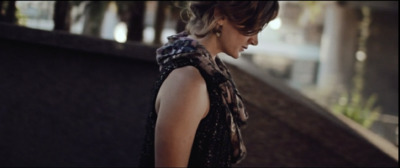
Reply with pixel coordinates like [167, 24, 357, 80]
[317, 1, 346, 101]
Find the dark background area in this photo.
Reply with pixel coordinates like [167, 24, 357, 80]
[0, 23, 159, 166]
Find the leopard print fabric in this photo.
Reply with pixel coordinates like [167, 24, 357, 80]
[139, 31, 248, 166]
[156, 31, 248, 164]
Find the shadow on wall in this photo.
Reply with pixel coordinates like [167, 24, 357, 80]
[0, 22, 159, 166]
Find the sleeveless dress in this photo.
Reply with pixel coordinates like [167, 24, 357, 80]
[138, 32, 248, 167]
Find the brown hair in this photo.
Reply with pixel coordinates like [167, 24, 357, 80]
[182, 1, 279, 38]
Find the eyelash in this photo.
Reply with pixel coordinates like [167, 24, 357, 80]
[245, 29, 262, 36]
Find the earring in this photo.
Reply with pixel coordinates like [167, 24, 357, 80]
[216, 31, 221, 37]
[215, 24, 222, 37]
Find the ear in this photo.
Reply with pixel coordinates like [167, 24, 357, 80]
[213, 8, 225, 25]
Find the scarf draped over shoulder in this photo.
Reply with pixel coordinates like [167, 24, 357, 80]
[155, 31, 249, 164]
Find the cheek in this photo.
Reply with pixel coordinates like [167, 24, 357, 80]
[231, 34, 247, 45]
[227, 35, 244, 45]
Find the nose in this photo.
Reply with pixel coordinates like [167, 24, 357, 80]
[249, 34, 258, 46]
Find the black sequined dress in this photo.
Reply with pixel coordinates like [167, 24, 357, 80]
[138, 32, 248, 167]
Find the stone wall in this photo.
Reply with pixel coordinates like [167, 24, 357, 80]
[365, 9, 398, 145]
[0, 23, 159, 166]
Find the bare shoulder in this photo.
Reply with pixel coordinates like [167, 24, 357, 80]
[161, 66, 207, 95]
[156, 65, 209, 118]
[169, 66, 205, 85]
[154, 66, 210, 166]
[154, 66, 210, 167]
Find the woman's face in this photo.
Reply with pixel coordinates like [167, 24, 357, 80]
[218, 20, 259, 59]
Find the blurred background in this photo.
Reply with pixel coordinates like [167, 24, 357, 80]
[0, 0, 398, 161]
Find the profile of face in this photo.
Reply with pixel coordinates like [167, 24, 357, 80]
[217, 18, 259, 59]
[185, 1, 279, 59]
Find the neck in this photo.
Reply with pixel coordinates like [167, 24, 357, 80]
[188, 34, 221, 60]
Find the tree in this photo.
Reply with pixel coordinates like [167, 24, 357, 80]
[68, 1, 109, 37]
[81, 1, 109, 37]
[170, 1, 188, 33]
[153, 1, 188, 44]
[53, 1, 71, 31]
[153, 1, 168, 45]
[0, 1, 3, 21]
[126, 1, 145, 42]
[115, 1, 146, 42]
[0, 1, 17, 24]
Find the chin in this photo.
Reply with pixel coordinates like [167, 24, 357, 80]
[234, 53, 241, 59]
[228, 52, 240, 59]
[223, 51, 240, 59]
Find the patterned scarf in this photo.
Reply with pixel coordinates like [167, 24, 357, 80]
[156, 31, 249, 164]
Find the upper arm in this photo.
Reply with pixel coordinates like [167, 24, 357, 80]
[155, 66, 209, 167]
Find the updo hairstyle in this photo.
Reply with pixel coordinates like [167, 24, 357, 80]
[182, 1, 279, 38]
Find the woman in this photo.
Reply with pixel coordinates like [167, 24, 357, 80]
[139, 1, 279, 167]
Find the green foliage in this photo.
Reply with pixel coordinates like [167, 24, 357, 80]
[332, 91, 381, 128]
[331, 54, 381, 129]
[300, 1, 323, 24]
[331, 5, 380, 129]
[15, 7, 27, 26]
[331, 64, 382, 129]
[331, 54, 381, 130]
